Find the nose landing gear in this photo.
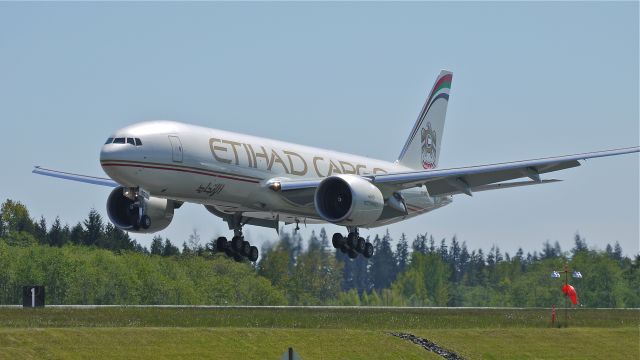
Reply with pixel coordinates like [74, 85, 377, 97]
[140, 214, 151, 230]
[332, 228, 373, 259]
[125, 188, 152, 230]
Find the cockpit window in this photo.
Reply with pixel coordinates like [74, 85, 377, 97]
[126, 138, 135, 145]
[113, 137, 125, 144]
[105, 138, 113, 144]
[135, 138, 142, 146]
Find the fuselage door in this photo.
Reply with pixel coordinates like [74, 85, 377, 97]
[168, 135, 183, 163]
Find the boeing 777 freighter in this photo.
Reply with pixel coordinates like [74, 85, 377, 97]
[34, 71, 639, 262]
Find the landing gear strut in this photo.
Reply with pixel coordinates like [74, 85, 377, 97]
[332, 228, 373, 259]
[215, 214, 259, 262]
[125, 187, 152, 230]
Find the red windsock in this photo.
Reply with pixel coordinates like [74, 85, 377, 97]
[562, 284, 578, 305]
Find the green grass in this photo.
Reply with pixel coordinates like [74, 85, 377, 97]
[414, 328, 640, 360]
[0, 307, 637, 359]
[0, 307, 636, 328]
[0, 328, 436, 360]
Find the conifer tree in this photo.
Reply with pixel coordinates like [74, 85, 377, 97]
[34, 216, 47, 244]
[48, 217, 68, 247]
[150, 235, 164, 255]
[396, 233, 410, 273]
[83, 209, 103, 246]
[369, 230, 398, 290]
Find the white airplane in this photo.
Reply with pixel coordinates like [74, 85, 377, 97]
[34, 71, 638, 262]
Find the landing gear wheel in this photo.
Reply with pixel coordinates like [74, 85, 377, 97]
[248, 246, 259, 262]
[356, 237, 366, 253]
[347, 233, 358, 248]
[140, 215, 151, 229]
[231, 236, 244, 252]
[241, 241, 251, 257]
[363, 242, 374, 258]
[216, 237, 228, 252]
[233, 253, 243, 262]
[348, 249, 358, 259]
[225, 247, 234, 257]
[332, 233, 344, 249]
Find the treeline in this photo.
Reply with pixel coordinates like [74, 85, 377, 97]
[0, 244, 285, 305]
[258, 230, 639, 308]
[1, 199, 638, 307]
[0, 199, 145, 252]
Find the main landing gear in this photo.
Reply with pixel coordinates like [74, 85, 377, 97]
[204, 210, 260, 263]
[332, 228, 373, 259]
[216, 229, 259, 262]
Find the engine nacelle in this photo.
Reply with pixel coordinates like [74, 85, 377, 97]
[314, 174, 384, 226]
[106, 187, 174, 233]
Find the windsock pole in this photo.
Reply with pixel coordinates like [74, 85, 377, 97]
[564, 263, 568, 327]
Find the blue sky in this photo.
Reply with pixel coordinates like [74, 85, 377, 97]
[0, 2, 638, 256]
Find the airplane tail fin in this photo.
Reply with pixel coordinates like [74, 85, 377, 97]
[397, 70, 452, 170]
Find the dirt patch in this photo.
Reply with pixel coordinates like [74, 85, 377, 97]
[389, 332, 465, 360]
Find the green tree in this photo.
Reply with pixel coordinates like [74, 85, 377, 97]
[258, 242, 291, 290]
[369, 230, 397, 290]
[396, 233, 410, 274]
[571, 251, 626, 307]
[336, 238, 370, 293]
[571, 233, 588, 257]
[162, 239, 180, 257]
[48, 217, 69, 247]
[289, 243, 342, 305]
[612, 242, 623, 261]
[1, 199, 34, 235]
[101, 223, 134, 251]
[412, 233, 428, 254]
[150, 236, 164, 255]
[186, 229, 202, 255]
[69, 222, 84, 245]
[34, 216, 48, 244]
[392, 252, 451, 306]
[83, 209, 103, 246]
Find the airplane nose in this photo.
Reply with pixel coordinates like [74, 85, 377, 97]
[100, 143, 118, 162]
[101, 137, 137, 185]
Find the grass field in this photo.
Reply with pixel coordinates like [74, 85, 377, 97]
[0, 307, 637, 359]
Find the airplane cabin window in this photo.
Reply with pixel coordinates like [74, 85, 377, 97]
[105, 138, 113, 144]
[135, 138, 142, 146]
[127, 138, 135, 145]
[113, 137, 125, 144]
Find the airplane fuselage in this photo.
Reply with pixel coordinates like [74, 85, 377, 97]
[100, 121, 451, 228]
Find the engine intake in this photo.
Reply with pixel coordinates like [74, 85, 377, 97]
[106, 187, 174, 234]
[314, 174, 384, 226]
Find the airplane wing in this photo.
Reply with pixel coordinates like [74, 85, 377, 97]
[32, 166, 119, 187]
[275, 147, 639, 200]
[371, 146, 639, 196]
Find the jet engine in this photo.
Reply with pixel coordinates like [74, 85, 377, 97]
[314, 174, 384, 226]
[106, 187, 174, 233]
